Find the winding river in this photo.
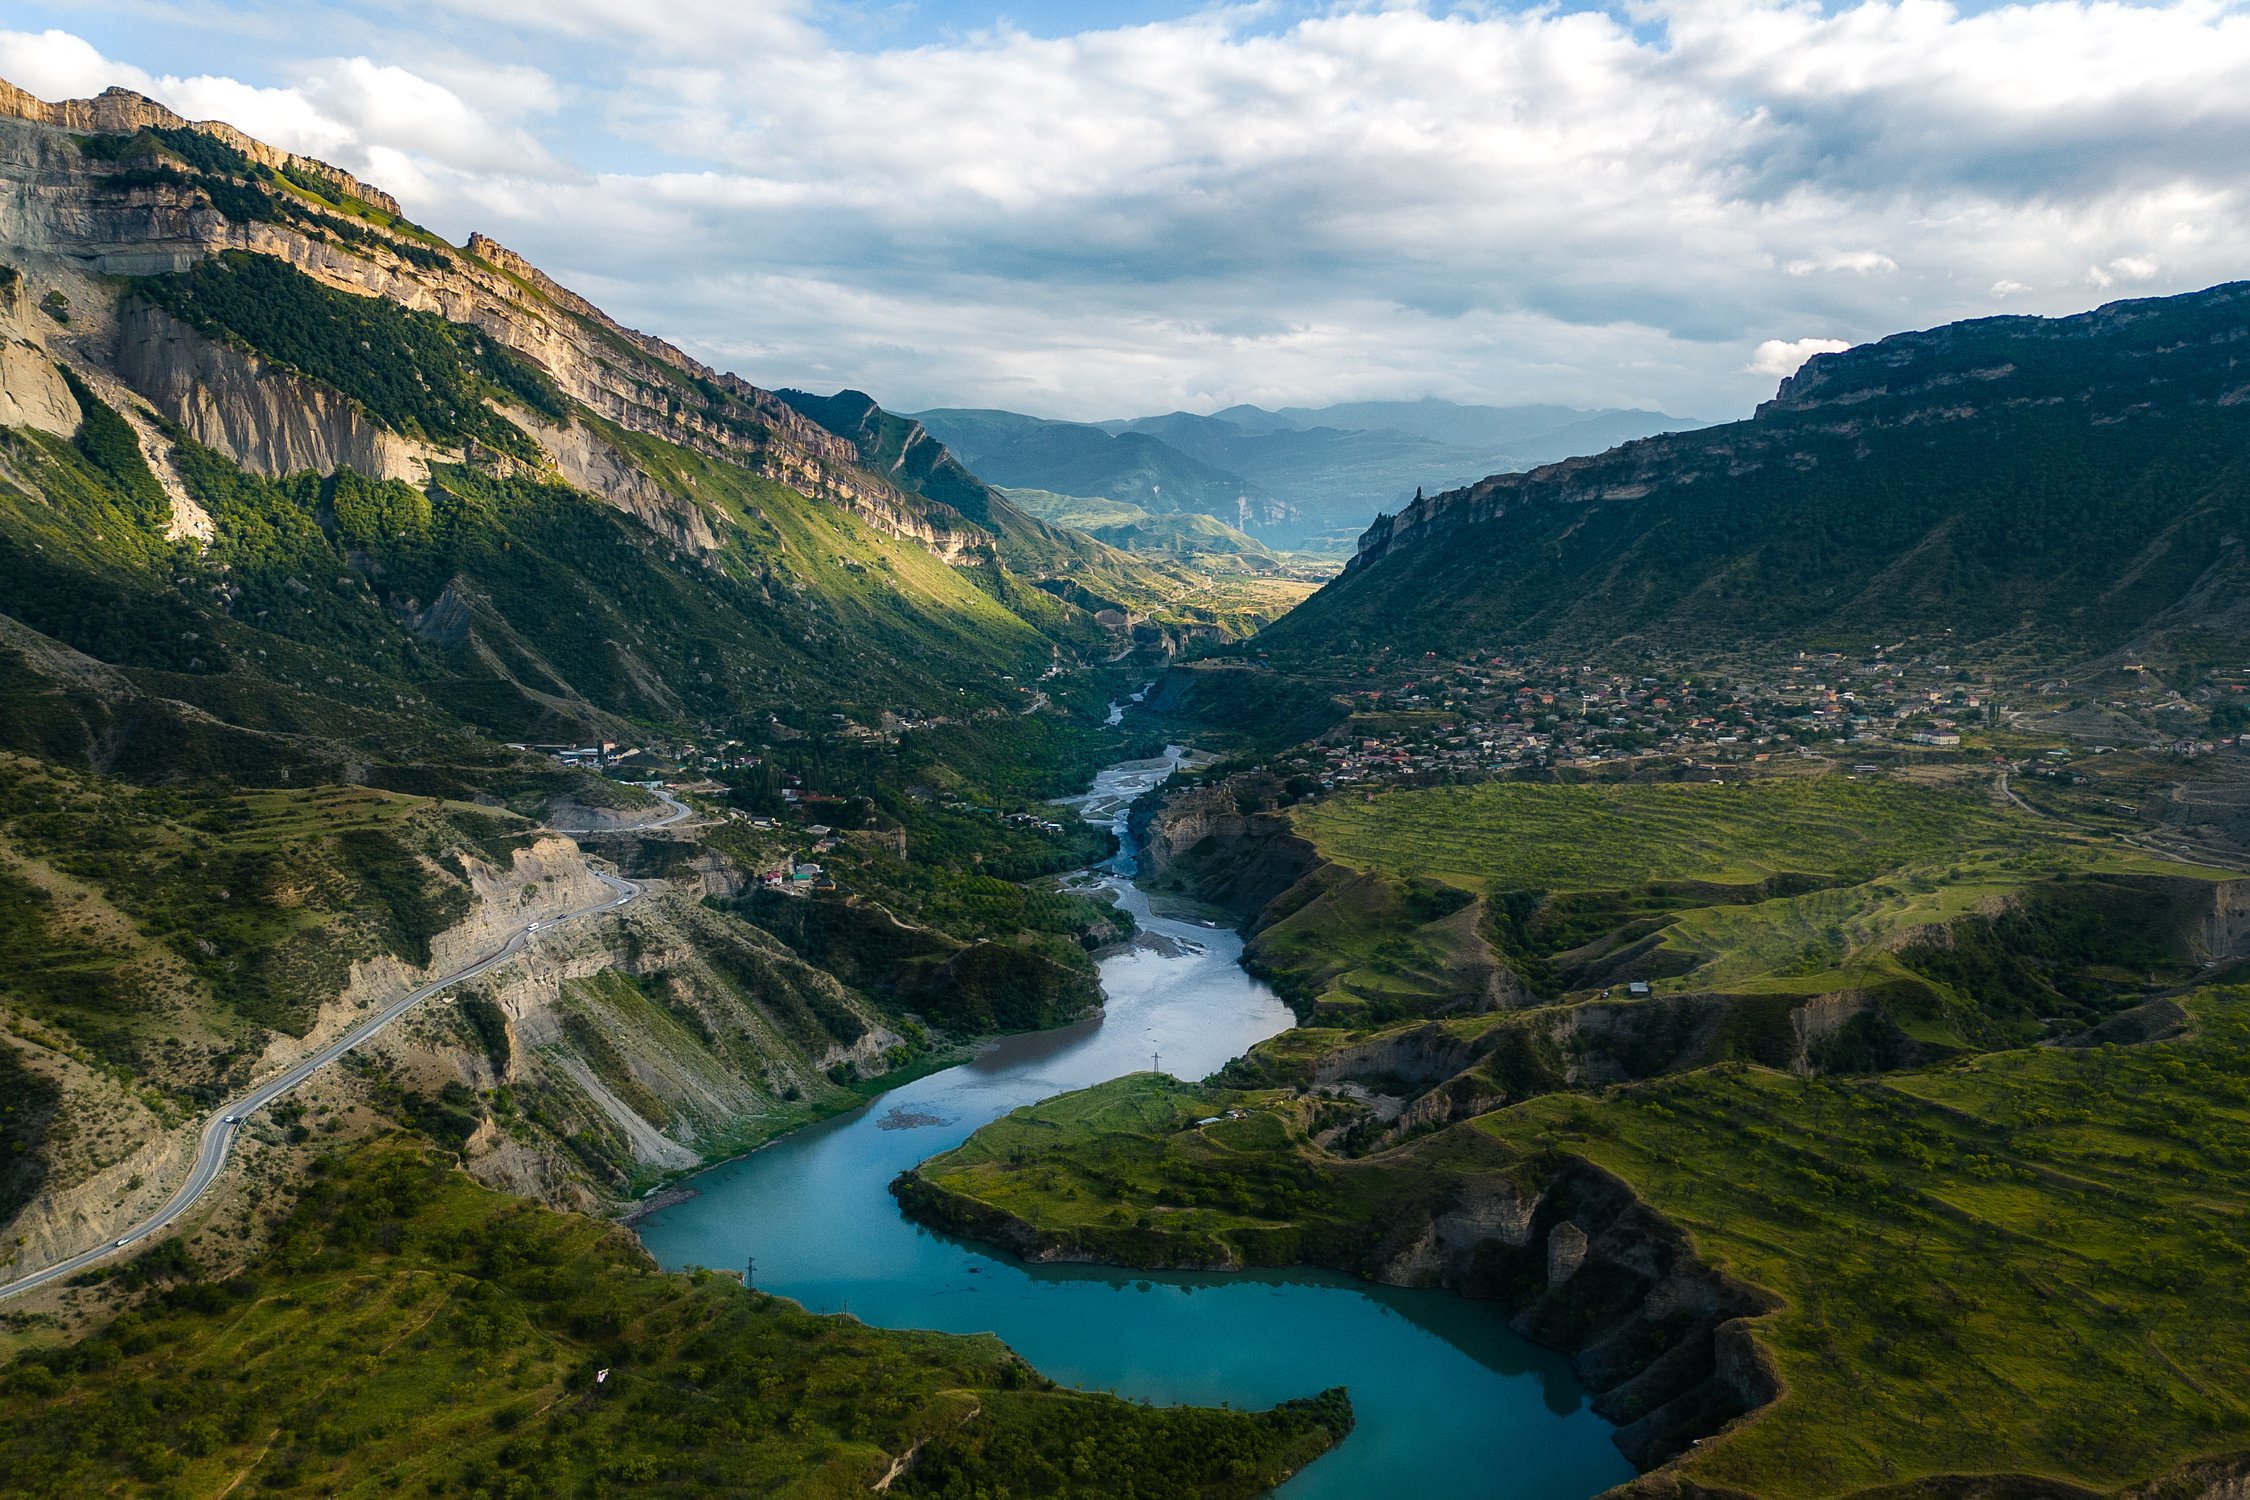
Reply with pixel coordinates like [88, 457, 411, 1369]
[637, 751, 1631, 1498]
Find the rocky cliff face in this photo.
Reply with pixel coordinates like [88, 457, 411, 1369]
[0, 79, 400, 216]
[1137, 776, 1322, 926]
[514, 407, 722, 553]
[1388, 1157, 1782, 1470]
[0, 332, 74, 436]
[2197, 877, 2250, 961]
[0, 77, 1009, 561]
[113, 298, 431, 480]
[375, 882, 900, 1214]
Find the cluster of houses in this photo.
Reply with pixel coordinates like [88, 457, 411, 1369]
[1249, 641, 2250, 797]
[511, 739, 623, 769]
[938, 799, 1070, 835]
[759, 861, 834, 895]
[1268, 646, 2018, 791]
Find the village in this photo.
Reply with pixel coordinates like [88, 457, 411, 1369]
[507, 726, 1080, 902]
[1252, 640, 2249, 797]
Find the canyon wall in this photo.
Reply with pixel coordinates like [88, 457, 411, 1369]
[113, 299, 431, 481]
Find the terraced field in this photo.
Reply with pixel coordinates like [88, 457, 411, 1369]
[1253, 773, 2233, 1042]
[905, 991, 2250, 1500]
[1474, 989, 2250, 1495]
[1293, 776, 2041, 893]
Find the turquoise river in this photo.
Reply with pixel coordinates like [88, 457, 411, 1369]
[637, 749, 1634, 1498]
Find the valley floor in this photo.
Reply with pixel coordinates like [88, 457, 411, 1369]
[898, 760, 2250, 1498]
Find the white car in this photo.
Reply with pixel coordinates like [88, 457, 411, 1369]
[114, 1239, 129, 1248]
[222, 1114, 238, 1124]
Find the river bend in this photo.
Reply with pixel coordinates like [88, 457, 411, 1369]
[637, 751, 1630, 1498]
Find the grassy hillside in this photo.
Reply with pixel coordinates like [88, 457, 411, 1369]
[1478, 1005, 2250, 1495]
[0, 357, 1073, 778]
[777, 391, 1314, 640]
[1294, 777, 2037, 893]
[0, 756, 512, 1094]
[999, 488, 1289, 565]
[1232, 772, 2218, 1036]
[1263, 282, 2250, 669]
[0, 1142, 1349, 1499]
[904, 990, 2250, 1496]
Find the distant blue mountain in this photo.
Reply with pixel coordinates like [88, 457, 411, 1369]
[913, 399, 1702, 552]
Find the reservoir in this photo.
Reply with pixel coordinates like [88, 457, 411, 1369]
[636, 752, 1632, 1499]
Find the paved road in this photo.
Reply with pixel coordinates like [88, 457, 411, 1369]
[1999, 770, 2247, 872]
[550, 786, 693, 835]
[0, 788, 693, 1302]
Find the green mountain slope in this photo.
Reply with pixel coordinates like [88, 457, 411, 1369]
[781, 389, 1315, 638]
[997, 487, 1290, 566]
[0, 100, 1277, 782]
[0, 1142, 1349, 1499]
[1264, 282, 2250, 670]
[910, 406, 1294, 537]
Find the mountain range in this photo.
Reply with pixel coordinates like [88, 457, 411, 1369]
[11, 63, 2250, 1500]
[1262, 282, 2250, 671]
[913, 399, 1700, 551]
[0, 82, 1298, 793]
[0, 77, 1260, 1315]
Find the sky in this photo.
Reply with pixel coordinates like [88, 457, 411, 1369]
[4, 0, 2246, 421]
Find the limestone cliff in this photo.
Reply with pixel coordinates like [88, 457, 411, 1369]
[0, 337, 75, 436]
[513, 408, 721, 553]
[113, 298, 431, 481]
[0, 79, 400, 217]
[377, 885, 902, 1214]
[2197, 876, 2250, 961]
[0, 75, 1021, 562]
[1137, 775, 1322, 926]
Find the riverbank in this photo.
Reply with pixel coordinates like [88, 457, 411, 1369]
[635, 747, 1631, 1500]
[891, 1073, 1777, 1469]
[893, 764, 2250, 1498]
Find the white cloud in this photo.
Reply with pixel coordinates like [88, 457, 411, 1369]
[1749, 337, 1853, 376]
[1786, 251, 1899, 276]
[11, 1, 2250, 417]
[0, 29, 560, 183]
[0, 28, 161, 99]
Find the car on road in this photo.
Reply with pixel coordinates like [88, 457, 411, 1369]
[222, 1114, 238, 1123]
[113, 1239, 129, 1248]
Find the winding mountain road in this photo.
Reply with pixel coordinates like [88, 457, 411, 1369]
[0, 787, 692, 1302]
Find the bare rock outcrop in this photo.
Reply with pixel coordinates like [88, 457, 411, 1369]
[2197, 877, 2250, 961]
[0, 78, 400, 216]
[515, 409, 722, 553]
[0, 337, 76, 434]
[0, 74, 1027, 567]
[113, 298, 431, 481]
